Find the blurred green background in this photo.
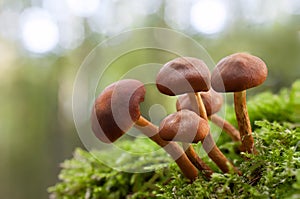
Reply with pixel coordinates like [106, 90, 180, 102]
[1, 0, 300, 198]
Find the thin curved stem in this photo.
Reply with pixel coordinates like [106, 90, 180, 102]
[210, 114, 241, 142]
[202, 133, 241, 175]
[192, 92, 240, 174]
[182, 143, 213, 179]
[193, 92, 208, 121]
[234, 91, 255, 154]
[135, 116, 199, 181]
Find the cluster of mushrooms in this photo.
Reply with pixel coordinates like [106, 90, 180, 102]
[91, 52, 268, 181]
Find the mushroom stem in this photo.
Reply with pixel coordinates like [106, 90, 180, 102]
[189, 92, 208, 120]
[202, 133, 241, 175]
[191, 93, 240, 174]
[209, 114, 241, 142]
[182, 142, 213, 179]
[190, 93, 239, 174]
[234, 90, 255, 153]
[135, 116, 199, 181]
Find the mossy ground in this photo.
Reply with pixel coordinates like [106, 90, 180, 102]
[49, 80, 300, 199]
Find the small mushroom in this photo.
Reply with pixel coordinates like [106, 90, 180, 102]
[159, 110, 209, 143]
[211, 53, 268, 153]
[159, 110, 240, 175]
[91, 79, 198, 180]
[159, 109, 213, 178]
[176, 90, 241, 142]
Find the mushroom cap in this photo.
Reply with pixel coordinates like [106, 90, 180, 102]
[156, 57, 211, 96]
[211, 53, 268, 92]
[176, 89, 223, 116]
[91, 79, 145, 143]
[159, 109, 210, 143]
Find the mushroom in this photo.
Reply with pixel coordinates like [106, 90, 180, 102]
[91, 79, 198, 180]
[176, 89, 241, 142]
[156, 57, 213, 173]
[159, 110, 210, 143]
[211, 53, 268, 153]
[156, 56, 210, 119]
[159, 110, 240, 175]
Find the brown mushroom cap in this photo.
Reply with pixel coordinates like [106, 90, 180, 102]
[211, 53, 268, 92]
[159, 109, 210, 143]
[156, 57, 211, 96]
[176, 89, 223, 116]
[91, 79, 145, 143]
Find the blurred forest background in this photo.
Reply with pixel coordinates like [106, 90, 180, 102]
[1, 0, 300, 198]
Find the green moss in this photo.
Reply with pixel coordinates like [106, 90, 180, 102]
[49, 80, 300, 199]
[48, 139, 171, 199]
[152, 121, 300, 199]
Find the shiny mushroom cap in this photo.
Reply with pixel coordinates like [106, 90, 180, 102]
[176, 89, 223, 116]
[211, 53, 268, 92]
[159, 109, 210, 143]
[91, 79, 145, 143]
[156, 57, 211, 96]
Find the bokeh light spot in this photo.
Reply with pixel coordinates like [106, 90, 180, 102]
[66, 0, 100, 17]
[20, 7, 59, 54]
[190, 0, 228, 35]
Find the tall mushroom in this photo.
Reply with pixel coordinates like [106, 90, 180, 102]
[156, 57, 210, 119]
[159, 110, 240, 174]
[91, 79, 198, 181]
[176, 89, 240, 142]
[211, 53, 268, 153]
[156, 57, 212, 172]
